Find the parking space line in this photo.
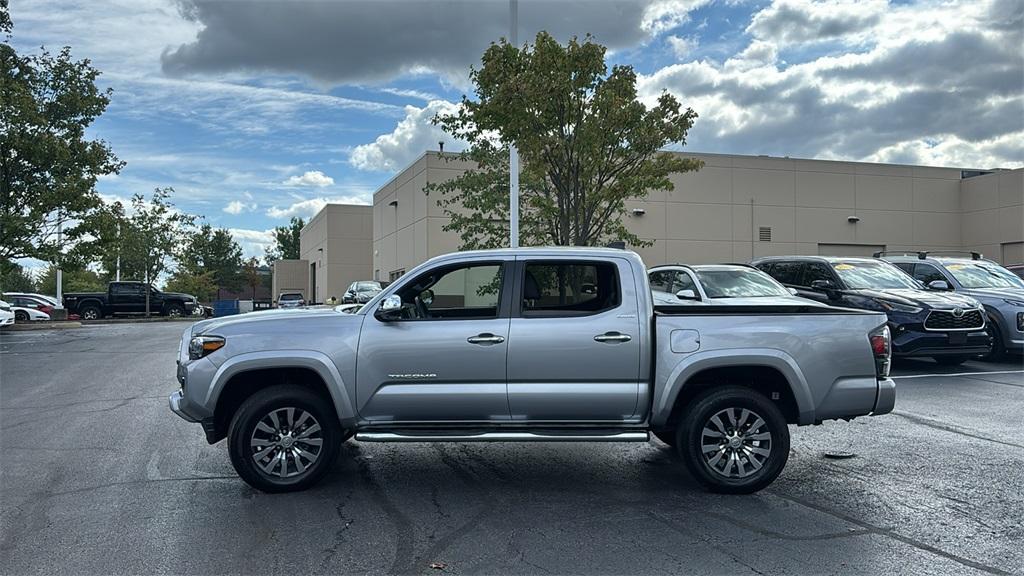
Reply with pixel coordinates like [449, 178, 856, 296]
[892, 370, 1024, 379]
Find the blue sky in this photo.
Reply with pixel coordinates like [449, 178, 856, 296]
[8, 0, 1022, 261]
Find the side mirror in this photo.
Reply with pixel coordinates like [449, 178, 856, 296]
[810, 279, 840, 300]
[675, 289, 698, 300]
[375, 295, 403, 321]
[927, 280, 951, 291]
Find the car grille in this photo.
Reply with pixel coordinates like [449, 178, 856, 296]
[924, 309, 984, 331]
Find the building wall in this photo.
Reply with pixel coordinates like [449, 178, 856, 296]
[370, 151, 1024, 274]
[271, 259, 309, 303]
[299, 204, 373, 303]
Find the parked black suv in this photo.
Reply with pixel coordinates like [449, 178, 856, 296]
[752, 256, 991, 365]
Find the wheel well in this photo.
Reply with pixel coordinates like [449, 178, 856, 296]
[665, 365, 800, 427]
[211, 367, 336, 444]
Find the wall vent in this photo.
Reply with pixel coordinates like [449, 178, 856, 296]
[759, 227, 772, 242]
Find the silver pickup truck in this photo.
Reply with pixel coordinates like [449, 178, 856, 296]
[170, 247, 895, 494]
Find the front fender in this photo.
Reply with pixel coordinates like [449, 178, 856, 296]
[651, 348, 816, 427]
[206, 350, 357, 427]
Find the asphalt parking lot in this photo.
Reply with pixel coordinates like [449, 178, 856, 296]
[1, 323, 1022, 575]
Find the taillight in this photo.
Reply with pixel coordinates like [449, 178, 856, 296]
[39, 305, 53, 314]
[869, 325, 891, 379]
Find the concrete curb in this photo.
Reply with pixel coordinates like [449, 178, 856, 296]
[3, 321, 83, 331]
[83, 317, 200, 325]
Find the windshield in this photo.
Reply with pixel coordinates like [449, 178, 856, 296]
[832, 261, 921, 290]
[942, 262, 1024, 289]
[356, 282, 381, 291]
[279, 293, 303, 301]
[696, 269, 790, 298]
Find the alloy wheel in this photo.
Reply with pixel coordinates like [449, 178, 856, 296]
[249, 407, 324, 478]
[700, 407, 772, 479]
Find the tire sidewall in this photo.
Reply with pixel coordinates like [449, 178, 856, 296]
[15, 310, 28, 322]
[227, 385, 341, 493]
[80, 306, 100, 320]
[676, 387, 790, 494]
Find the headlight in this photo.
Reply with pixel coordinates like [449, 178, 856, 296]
[189, 335, 225, 360]
[875, 299, 922, 314]
[1002, 298, 1024, 307]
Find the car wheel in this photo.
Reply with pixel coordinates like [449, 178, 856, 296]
[934, 355, 971, 366]
[652, 429, 676, 446]
[676, 386, 790, 494]
[981, 323, 1005, 362]
[165, 304, 184, 317]
[227, 384, 342, 493]
[79, 305, 101, 320]
[14, 310, 28, 322]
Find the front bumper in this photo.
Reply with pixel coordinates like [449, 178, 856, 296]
[891, 327, 991, 357]
[873, 378, 896, 416]
[169, 389, 200, 423]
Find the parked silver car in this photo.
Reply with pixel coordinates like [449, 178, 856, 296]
[648, 264, 812, 306]
[170, 247, 895, 494]
[882, 251, 1024, 359]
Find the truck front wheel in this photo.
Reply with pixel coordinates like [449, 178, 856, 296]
[227, 385, 342, 493]
[676, 387, 790, 494]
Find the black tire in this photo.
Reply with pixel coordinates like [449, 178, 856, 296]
[652, 429, 676, 446]
[165, 303, 185, 317]
[981, 322, 1005, 362]
[934, 355, 970, 366]
[14, 310, 28, 322]
[676, 386, 790, 494]
[228, 384, 341, 493]
[79, 304, 102, 321]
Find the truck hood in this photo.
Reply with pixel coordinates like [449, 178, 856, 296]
[191, 307, 352, 335]
[847, 288, 980, 309]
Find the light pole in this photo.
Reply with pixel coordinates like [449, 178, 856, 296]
[509, 0, 520, 248]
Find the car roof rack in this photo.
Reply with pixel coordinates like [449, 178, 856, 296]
[873, 250, 983, 260]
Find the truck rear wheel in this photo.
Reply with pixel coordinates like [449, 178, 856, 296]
[165, 303, 184, 317]
[79, 305, 101, 320]
[227, 384, 342, 493]
[676, 387, 790, 494]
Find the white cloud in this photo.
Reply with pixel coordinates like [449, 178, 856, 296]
[637, 0, 1023, 168]
[350, 100, 465, 172]
[642, 0, 713, 34]
[223, 200, 255, 214]
[227, 228, 275, 260]
[745, 0, 887, 46]
[282, 171, 335, 187]
[667, 35, 699, 59]
[265, 196, 370, 220]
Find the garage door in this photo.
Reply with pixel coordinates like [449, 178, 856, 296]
[1002, 242, 1023, 265]
[818, 244, 886, 257]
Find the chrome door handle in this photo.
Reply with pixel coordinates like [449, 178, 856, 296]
[467, 333, 505, 345]
[594, 332, 631, 343]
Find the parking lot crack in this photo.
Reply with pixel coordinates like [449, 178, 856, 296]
[892, 410, 1024, 450]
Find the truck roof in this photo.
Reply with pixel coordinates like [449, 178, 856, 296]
[423, 246, 645, 266]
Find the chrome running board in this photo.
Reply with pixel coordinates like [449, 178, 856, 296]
[356, 430, 649, 442]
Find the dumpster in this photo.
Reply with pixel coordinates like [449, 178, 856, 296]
[212, 299, 240, 317]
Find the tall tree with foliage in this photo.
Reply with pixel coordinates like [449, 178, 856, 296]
[241, 257, 262, 300]
[427, 32, 701, 249]
[0, 5, 124, 262]
[0, 259, 35, 292]
[116, 189, 195, 316]
[164, 269, 217, 303]
[180, 224, 243, 299]
[36, 263, 104, 294]
[264, 217, 304, 262]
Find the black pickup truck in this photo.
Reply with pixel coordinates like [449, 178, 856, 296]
[64, 282, 198, 320]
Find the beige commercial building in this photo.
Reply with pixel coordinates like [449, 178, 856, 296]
[297, 203, 374, 303]
[270, 258, 310, 302]
[371, 151, 1023, 281]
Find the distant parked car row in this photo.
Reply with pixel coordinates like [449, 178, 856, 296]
[0, 292, 62, 323]
[649, 251, 1023, 364]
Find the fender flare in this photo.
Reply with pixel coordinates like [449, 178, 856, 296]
[652, 348, 816, 427]
[205, 350, 357, 427]
[76, 298, 104, 313]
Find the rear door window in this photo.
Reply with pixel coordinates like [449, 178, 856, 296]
[521, 261, 620, 317]
[764, 261, 804, 286]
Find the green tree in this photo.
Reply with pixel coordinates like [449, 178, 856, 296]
[164, 269, 217, 303]
[0, 9, 124, 262]
[118, 188, 195, 316]
[264, 217, 304, 262]
[180, 224, 243, 299]
[36, 263, 104, 294]
[241, 257, 262, 300]
[0, 259, 35, 292]
[428, 32, 701, 249]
